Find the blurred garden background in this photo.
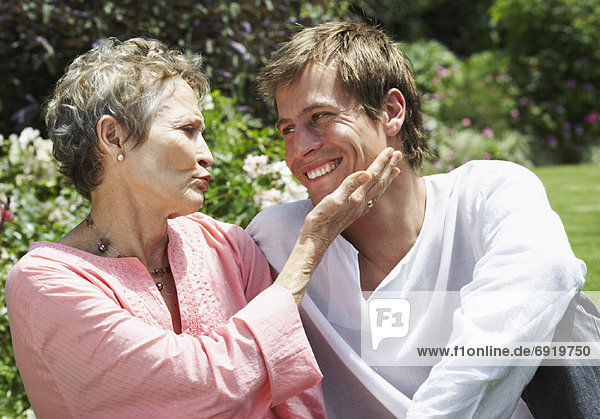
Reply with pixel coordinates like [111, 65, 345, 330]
[1, 0, 599, 415]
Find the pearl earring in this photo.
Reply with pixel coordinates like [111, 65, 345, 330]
[117, 154, 124, 161]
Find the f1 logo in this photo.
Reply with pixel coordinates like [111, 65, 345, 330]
[368, 298, 410, 350]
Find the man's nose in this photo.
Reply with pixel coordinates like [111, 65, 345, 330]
[293, 125, 322, 157]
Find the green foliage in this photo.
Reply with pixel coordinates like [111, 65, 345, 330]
[200, 91, 285, 227]
[351, 0, 496, 55]
[0, 0, 348, 135]
[490, 0, 600, 163]
[420, 126, 532, 175]
[403, 40, 533, 172]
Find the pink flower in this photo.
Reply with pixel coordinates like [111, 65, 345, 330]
[258, 188, 283, 210]
[510, 109, 520, 118]
[567, 79, 576, 88]
[585, 111, 599, 124]
[1, 204, 13, 222]
[482, 127, 494, 138]
[435, 65, 450, 78]
[484, 153, 492, 160]
[243, 154, 269, 179]
[461, 118, 471, 127]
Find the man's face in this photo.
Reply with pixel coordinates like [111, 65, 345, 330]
[276, 63, 389, 205]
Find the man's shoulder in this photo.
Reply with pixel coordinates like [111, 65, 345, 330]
[247, 199, 314, 233]
[246, 200, 315, 270]
[449, 159, 533, 179]
[430, 160, 541, 193]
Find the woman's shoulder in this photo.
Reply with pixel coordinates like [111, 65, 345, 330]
[174, 211, 244, 236]
[6, 242, 90, 295]
[169, 212, 255, 255]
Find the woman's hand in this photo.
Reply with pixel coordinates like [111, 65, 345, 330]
[275, 147, 401, 305]
[302, 147, 402, 244]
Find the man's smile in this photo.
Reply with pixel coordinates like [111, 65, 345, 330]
[305, 158, 342, 180]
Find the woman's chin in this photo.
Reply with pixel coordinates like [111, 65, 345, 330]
[167, 197, 204, 219]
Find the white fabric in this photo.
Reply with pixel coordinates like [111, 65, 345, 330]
[247, 160, 586, 418]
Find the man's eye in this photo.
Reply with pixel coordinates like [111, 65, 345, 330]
[312, 112, 329, 123]
[281, 126, 295, 136]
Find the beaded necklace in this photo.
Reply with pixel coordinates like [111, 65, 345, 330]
[86, 216, 170, 291]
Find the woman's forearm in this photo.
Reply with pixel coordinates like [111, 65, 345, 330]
[274, 147, 401, 305]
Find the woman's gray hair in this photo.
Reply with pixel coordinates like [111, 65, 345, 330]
[45, 37, 209, 199]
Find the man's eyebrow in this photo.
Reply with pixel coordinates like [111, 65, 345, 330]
[276, 103, 334, 130]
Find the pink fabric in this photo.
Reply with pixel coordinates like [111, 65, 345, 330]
[6, 212, 325, 418]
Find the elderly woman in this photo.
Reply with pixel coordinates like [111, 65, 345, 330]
[5, 38, 401, 417]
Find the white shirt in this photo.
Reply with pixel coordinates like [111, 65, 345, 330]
[247, 160, 586, 418]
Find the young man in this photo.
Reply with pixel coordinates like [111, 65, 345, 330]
[247, 22, 598, 418]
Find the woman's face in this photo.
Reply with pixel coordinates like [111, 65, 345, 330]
[122, 78, 213, 218]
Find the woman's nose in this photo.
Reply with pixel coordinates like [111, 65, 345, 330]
[196, 134, 214, 168]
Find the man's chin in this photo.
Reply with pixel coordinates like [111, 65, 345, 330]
[309, 192, 327, 207]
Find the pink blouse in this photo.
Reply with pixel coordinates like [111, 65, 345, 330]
[6, 212, 325, 418]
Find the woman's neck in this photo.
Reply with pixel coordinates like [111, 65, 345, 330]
[85, 191, 171, 270]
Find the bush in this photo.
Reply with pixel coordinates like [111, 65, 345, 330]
[351, 0, 496, 55]
[402, 39, 533, 171]
[420, 123, 532, 175]
[0, 0, 347, 136]
[490, 0, 600, 163]
[200, 91, 304, 227]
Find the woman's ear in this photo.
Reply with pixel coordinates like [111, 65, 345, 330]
[96, 115, 126, 160]
[382, 88, 406, 137]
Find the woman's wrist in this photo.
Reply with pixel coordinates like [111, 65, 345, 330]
[274, 232, 327, 306]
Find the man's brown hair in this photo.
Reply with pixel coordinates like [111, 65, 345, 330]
[257, 21, 432, 169]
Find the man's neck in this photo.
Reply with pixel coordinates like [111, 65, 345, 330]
[342, 169, 427, 291]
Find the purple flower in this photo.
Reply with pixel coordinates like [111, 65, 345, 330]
[548, 136, 558, 148]
[35, 35, 49, 45]
[510, 109, 520, 118]
[585, 83, 594, 92]
[241, 21, 252, 33]
[92, 38, 108, 49]
[229, 41, 251, 62]
[567, 79, 576, 88]
[519, 97, 529, 106]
